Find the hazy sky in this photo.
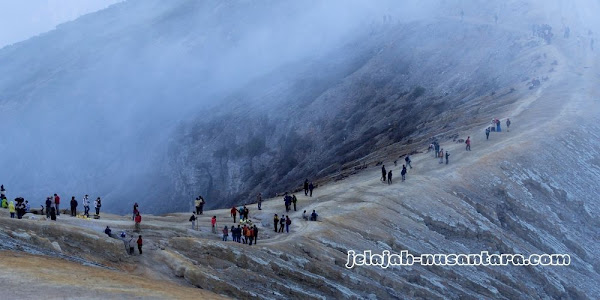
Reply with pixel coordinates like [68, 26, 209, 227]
[0, 0, 122, 48]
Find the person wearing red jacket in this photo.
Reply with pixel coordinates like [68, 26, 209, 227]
[465, 136, 471, 151]
[211, 216, 217, 233]
[230, 206, 237, 223]
[136, 235, 143, 255]
[134, 212, 142, 232]
[54, 194, 61, 216]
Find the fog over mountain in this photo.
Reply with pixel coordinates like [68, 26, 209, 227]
[0, 0, 598, 215]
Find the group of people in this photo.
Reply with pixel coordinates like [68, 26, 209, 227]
[282, 193, 298, 212]
[303, 179, 315, 197]
[43, 194, 102, 220]
[273, 214, 292, 233]
[194, 196, 205, 215]
[381, 156, 411, 185]
[225, 224, 259, 245]
[487, 118, 511, 139]
[302, 210, 318, 221]
[105, 226, 143, 255]
[429, 141, 450, 165]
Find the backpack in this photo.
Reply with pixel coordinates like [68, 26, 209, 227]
[97, 200, 102, 207]
[286, 219, 291, 225]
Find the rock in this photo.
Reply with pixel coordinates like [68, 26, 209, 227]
[51, 241, 62, 253]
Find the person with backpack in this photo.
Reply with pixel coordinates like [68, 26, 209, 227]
[485, 127, 490, 140]
[137, 235, 143, 255]
[310, 210, 318, 221]
[8, 200, 15, 218]
[222, 226, 229, 241]
[445, 150, 450, 164]
[303, 179, 309, 196]
[82, 195, 90, 217]
[401, 165, 407, 182]
[506, 118, 511, 132]
[273, 214, 279, 232]
[439, 148, 444, 164]
[134, 212, 142, 232]
[465, 136, 471, 151]
[309, 182, 314, 197]
[405, 155, 412, 169]
[211, 216, 217, 233]
[387, 170, 393, 184]
[94, 197, 101, 216]
[189, 212, 197, 230]
[381, 165, 387, 182]
[257, 192, 262, 210]
[194, 197, 201, 215]
[230, 206, 237, 223]
[70, 197, 78, 217]
[44, 197, 51, 218]
[278, 216, 285, 233]
[292, 194, 297, 211]
[285, 216, 291, 233]
[54, 194, 61, 216]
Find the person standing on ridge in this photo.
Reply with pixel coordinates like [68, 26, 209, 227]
[243, 206, 249, 220]
[465, 136, 471, 151]
[292, 194, 297, 211]
[70, 196, 78, 217]
[253, 225, 259, 245]
[230, 206, 237, 223]
[309, 182, 314, 197]
[381, 165, 387, 182]
[285, 216, 291, 233]
[274, 214, 279, 232]
[405, 155, 412, 169]
[82, 195, 90, 217]
[194, 197, 201, 215]
[222, 226, 229, 241]
[279, 216, 285, 233]
[45, 197, 52, 219]
[434, 142, 440, 158]
[94, 197, 101, 216]
[387, 170, 393, 184]
[8, 200, 15, 218]
[198, 196, 205, 215]
[445, 151, 450, 164]
[401, 165, 407, 182]
[134, 212, 142, 232]
[485, 127, 490, 140]
[304, 179, 309, 196]
[54, 194, 61, 216]
[136, 235, 143, 255]
[132, 203, 139, 221]
[506, 118, 511, 132]
[211, 216, 217, 233]
[439, 148, 444, 164]
[257, 192, 262, 210]
[189, 212, 197, 230]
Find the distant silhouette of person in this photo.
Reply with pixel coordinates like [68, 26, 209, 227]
[387, 170, 393, 184]
[381, 165, 387, 182]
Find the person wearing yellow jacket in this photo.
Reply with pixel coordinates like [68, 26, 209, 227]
[8, 201, 15, 218]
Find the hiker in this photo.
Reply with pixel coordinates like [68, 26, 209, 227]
[242, 225, 248, 244]
[310, 210, 318, 221]
[309, 182, 314, 197]
[238, 206, 244, 220]
[50, 204, 56, 221]
[194, 197, 201, 215]
[394, 160, 397, 166]
[302, 210, 309, 220]
[434, 142, 440, 158]
[82, 195, 90, 217]
[137, 235, 143, 255]
[285, 216, 291, 233]
[445, 151, 450, 164]
[230, 206, 237, 223]
[381, 165, 387, 182]
[304, 179, 309, 196]
[387, 170, 393, 184]
[189, 212, 197, 230]
[253, 225, 258, 245]
[257, 192, 262, 210]
[405, 155, 412, 169]
[274, 214, 279, 232]
[104, 226, 112, 237]
[506, 118, 511, 132]
[292, 194, 297, 211]
[15, 198, 26, 219]
[278, 216, 285, 233]
[428, 143, 433, 153]
[54, 194, 61, 216]
[8, 201, 15, 218]
[94, 197, 101, 216]
[211, 216, 217, 233]
[198, 196, 205, 215]
[25, 200, 30, 213]
[439, 148, 444, 164]
[1, 197, 7, 209]
[248, 226, 254, 245]
[485, 127, 490, 140]
[134, 212, 142, 232]
[132, 203, 139, 221]
[401, 165, 407, 181]
[465, 136, 471, 151]
[496, 120, 501, 132]
[284, 194, 290, 212]
[222, 226, 229, 241]
[126, 236, 134, 255]
[230, 225, 235, 241]
[243, 206, 249, 220]
[236, 225, 242, 243]
[69, 197, 77, 217]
